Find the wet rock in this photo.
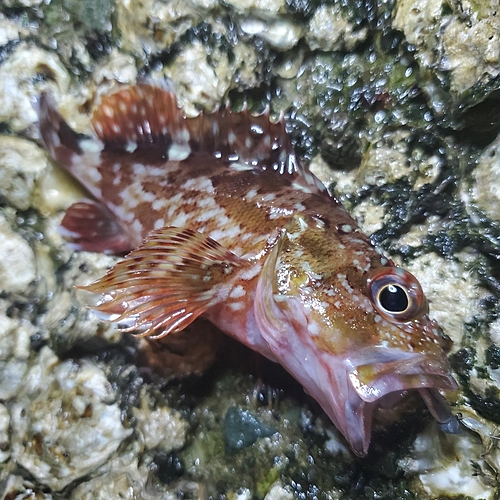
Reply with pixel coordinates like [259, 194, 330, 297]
[264, 482, 294, 500]
[0, 474, 54, 499]
[0, 43, 70, 131]
[0, 12, 25, 45]
[223, 406, 276, 454]
[404, 251, 485, 347]
[224, 0, 285, 12]
[0, 136, 50, 211]
[306, 4, 367, 52]
[133, 392, 188, 452]
[152, 34, 260, 114]
[240, 16, 302, 51]
[116, 0, 201, 56]
[472, 132, 500, 221]
[393, 0, 500, 95]
[69, 442, 180, 499]
[0, 404, 10, 464]
[11, 347, 133, 491]
[400, 419, 494, 499]
[0, 215, 36, 295]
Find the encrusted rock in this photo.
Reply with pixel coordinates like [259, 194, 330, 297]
[393, 0, 500, 95]
[471, 132, 500, 221]
[0, 43, 70, 131]
[0, 404, 11, 463]
[0, 136, 50, 211]
[400, 421, 494, 499]
[0, 215, 37, 295]
[404, 251, 484, 347]
[306, 4, 367, 52]
[133, 391, 188, 452]
[11, 347, 133, 491]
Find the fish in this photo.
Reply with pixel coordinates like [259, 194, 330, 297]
[36, 80, 458, 456]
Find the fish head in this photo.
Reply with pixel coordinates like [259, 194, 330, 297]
[255, 223, 458, 456]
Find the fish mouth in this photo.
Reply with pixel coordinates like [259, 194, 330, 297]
[348, 352, 458, 403]
[341, 351, 458, 456]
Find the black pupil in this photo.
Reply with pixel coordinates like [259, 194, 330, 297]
[379, 284, 408, 312]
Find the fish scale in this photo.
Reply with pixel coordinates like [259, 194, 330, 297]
[36, 80, 458, 456]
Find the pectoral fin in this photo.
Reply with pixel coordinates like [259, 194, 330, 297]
[60, 200, 132, 254]
[79, 227, 245, 338]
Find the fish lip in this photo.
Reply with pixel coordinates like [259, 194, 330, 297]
[348, 352, 458, 403]
[344, 354, 458, 456]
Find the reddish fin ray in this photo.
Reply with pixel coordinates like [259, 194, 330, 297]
[79, 227, 246, 338]
[91, 82, 190, 159]
[90, 81, 325, 192]
[60, 200, 132, 254]
[35, 93, 87, 168]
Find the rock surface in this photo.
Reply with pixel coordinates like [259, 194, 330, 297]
[0, 0, 500, 498]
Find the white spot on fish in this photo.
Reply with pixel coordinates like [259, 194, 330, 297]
[102, 105, 114, 117]
[231, 162, 254, 172]
[170, 211, 192, 226]
[182, 177, 215, 193]
[154, 218, 165, 229]
[230, 285, 246, 299]
[125, 141, 137, 153]
[88, 167, 102, 183]
[51, 130, 61, 148]
[307, 320, 320, 336]
[210, 224, 241, 241]
[229, 302, 245, 311]
[245, 188, 258, 200]
[94, 121, 104, 135]
[131, 219, 143, 234]
[133, 163, 146, 176]
[168, 143, 191, 161]
[261, 193, 276, 202]
[240, 264, 261, 281]
[195, 207, 220, 223]
[292, 181, 314, 194]
[152, 198, 169, 211]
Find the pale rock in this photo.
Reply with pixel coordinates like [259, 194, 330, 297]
[223, 0, 285, 12]
[471, 132, 500, 221]
[394, 0, 500, 94]
[0, 215, 37, 294]
[404, 251, 485, 347]
[0, 12, 25, 45]
[133, 393, 188, 451]
[307, 5, 367, 52]
[0, 43, 70, 130]
[264, 482, 294, 500]
[0, 136, 50, 211]
[11, 347, 133, 491]
[0, 404, 11, 463]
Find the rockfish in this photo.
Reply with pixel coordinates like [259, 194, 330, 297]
[36, 81, 458, 456]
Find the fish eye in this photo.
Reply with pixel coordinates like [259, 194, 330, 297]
[367, 267, 426, 323]
[379, 284, 409, 312]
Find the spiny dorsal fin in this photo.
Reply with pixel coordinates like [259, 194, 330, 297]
[91, 81, 191, 160]
[79, 227, 246, 338]
[90, 81, 325, 192]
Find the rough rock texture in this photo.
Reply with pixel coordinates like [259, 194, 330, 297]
[1, 0, 500, 498]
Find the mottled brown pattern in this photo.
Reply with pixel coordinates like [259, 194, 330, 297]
[37, 82, 458, 457]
